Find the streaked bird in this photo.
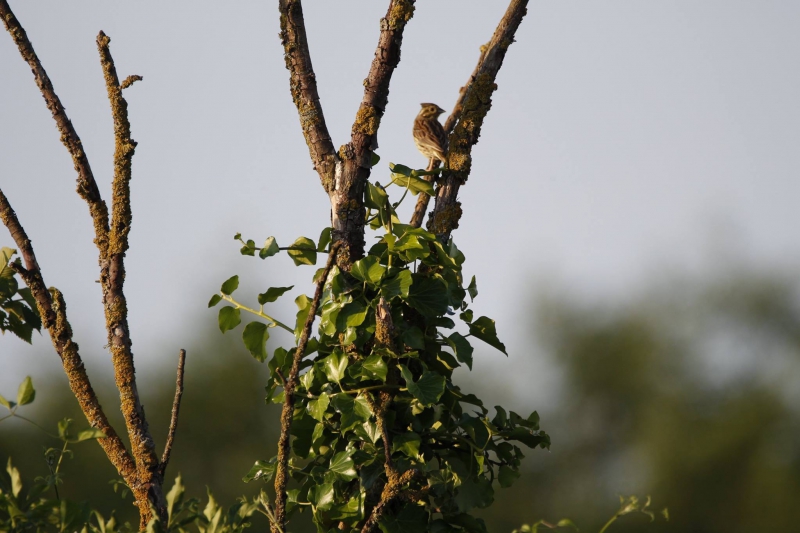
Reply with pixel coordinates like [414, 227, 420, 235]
[413, 103, 447, 166]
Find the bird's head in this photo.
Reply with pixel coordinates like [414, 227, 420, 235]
[419, 103, 445, 119]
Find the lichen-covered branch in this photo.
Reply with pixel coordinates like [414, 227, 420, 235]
[329, 0, 415, 269]
[426, 0, 529, 241]
[159, 349, 186, 478]
[0, 189, 142, 514]
[278, 0, 338, 192]
[273, 244, 340, 533]
[0, 0, 111, 255]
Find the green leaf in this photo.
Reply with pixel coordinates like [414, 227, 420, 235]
[309, 483, 334, 511]
[307, 392, 330, 422]
[455, 477, 494, 513]
[207, 294, 222, 307]
[58, 418, 72, 440]
[365, 181, 389, 211]
[259, 236, 280, 259]
[322, 350, 348, 383]
[468, 316, 507, 355]
[16, 376, 35, 406]
[0, 394, 12, 410]
[317, 227, 332, 251]
[242, 459, 276, 483]
[378, 503, 428, 533]
[381, 270, 412, 300]
[240, 239, 256, 256]
[361, 353, 388, 382]
[220, 275, 239, 295]
[73, 428, 106, 442]
[390, 174, 435, 196]
[351, 256, 387, 286]
[446, 332, 474, 370]
[401, 327, 426, 350]
[218, 306, 241, 333]
[467, 276, 478, 301]
[257, 286, 294, 305]
[399, 365, 445, 406]
[370, 152, 381, 166]
[388, 163, 413, 176]
[329, 451, 357, 481]
[332, 394, 372, 432]
[406, 276, 449, 318]
[6, 458, 21, 498]
[392, 432, 421, 458]
[242, 322, 270, 362]
[498, 465, 520, 488]
[338, 301, 368, 330]
[287, 236, 317, 266]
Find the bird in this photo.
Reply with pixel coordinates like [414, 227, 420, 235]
[413, 103, 447, 166]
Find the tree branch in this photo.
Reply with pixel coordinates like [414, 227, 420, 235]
[278, 0, 338, 192]
[0, 188, 141, 514]
[95, 32, 166, 525]
[425, 0, 530, 241]
[158, 349, 186, 478]
[272, 244, 340, 533]
[0, 0, 111, 255]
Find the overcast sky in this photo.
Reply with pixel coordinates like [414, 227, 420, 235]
[1, 1, 799, 405]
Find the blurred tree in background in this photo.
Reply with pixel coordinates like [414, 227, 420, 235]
[4, 267, 800, 532]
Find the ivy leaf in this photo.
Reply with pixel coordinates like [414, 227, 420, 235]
[16, 376, 35, 406]
[207, 294, 222, 308]
[381, 270, 412, 300]
[390, 174, 435, 196]
[0, 394, 13, 410]
[329, 451, 357, 481]
[498, 465, 520, 488]
[287, 237, 317, 266]
[307, 392, 330, 422]
[406, 276, 449, 318]
[259, 237, 279, 259]
[467, 276, 478, 301]
[294, 294, 311, 340]
[401, 327, 426, 350]
[257, 286, 294, 305]
[337, 301, 368, 330]
[322, 351, 348, 383]
[351, 256, 386, 286]
[364, 181, 389, 211]
[317, 227, 332, 252]
[388, 163, 413, 176]
[218, 306, 241, 333]
[378, 503, 428, 533]
[446, 332, 474, 370]
[361, 353, 388, 382]
[220, 275, 239, 295]
[309, 482, 335, 511]
[240, 239, 256, 256]
[242, 322, 270, 362]
[455, 477, 494, 513]
[73, 428, 106, 443]
[399, 365, 445, 406]
[392, 432, 421, 458]
[468, 316, 507, 355]
[242, 459, 276, 483]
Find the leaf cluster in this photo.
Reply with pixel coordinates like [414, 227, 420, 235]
[211, 164, 550, 533]
[0, 247, 41, 343]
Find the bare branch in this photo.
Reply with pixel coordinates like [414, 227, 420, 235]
[273, 243, 340, 533]
[121, 74, 143, 90]
[0, 188, 141, 512]
[0, 0, 110, 254]
[159, 349, 186, 478]
[278, 0, 338, 191]
[426, 0, 530, 241]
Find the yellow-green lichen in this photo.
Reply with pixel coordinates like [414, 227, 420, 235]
[387, 0, 415, 30]
[428, 202, 462, 236]
[352, 105, 380, 136]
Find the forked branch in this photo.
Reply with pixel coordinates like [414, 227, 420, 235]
[159, 349, 187, 478]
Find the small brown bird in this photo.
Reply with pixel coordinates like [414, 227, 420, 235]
[413, 103, 447, 166]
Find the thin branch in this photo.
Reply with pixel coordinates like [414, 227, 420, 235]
[95, 33, 165, 526]
[121, 74, 143, 90]
[278, 0, 338, 191]
[158, 349, 186, 478]
[272, 243, 340, 533]
[0, 188, 140, 504]
[425, 0, 530, 241]
[0, 0, 111, 255]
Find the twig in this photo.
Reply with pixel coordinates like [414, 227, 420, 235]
[159, 349, 186, 478]
[272, 243, 340, 533]
[0, 188, 139, 503]
[425, 0, 530, 241]
[0, 0, 111, 254]
[278, 0, 338, 191]
[121, 75, 143, 90]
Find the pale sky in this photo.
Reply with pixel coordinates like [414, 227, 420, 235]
[1, 1, 799, 407]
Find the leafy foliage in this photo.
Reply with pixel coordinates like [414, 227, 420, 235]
[0, 247, 41, 343]
[212, 164, 550, 532]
